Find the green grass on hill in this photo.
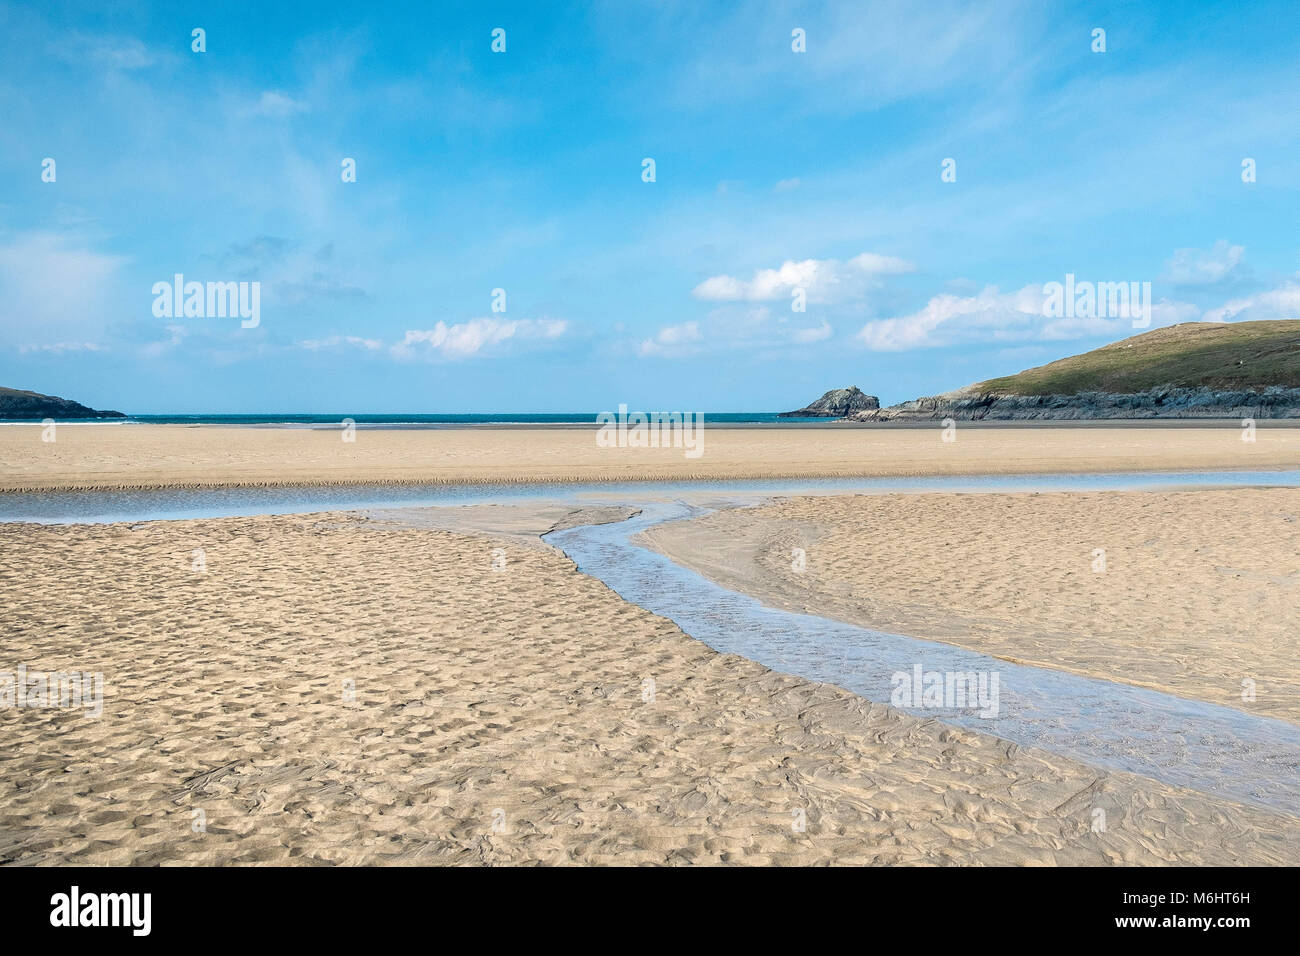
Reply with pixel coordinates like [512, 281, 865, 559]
[976, 320, 1300, 396]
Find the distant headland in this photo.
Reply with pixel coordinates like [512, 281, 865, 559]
[0, 386, 124, 420]
[789, 321, 1300, 422]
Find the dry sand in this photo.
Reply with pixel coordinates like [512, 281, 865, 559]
[1, 422, 1297, 491]
[2, 508, 1298, 865]
[643, 488, 1300, 724]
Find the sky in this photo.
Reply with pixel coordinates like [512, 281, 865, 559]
[1, 0, 1298, 414]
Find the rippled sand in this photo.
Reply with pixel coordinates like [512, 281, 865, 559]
[2, 510, 1297, 865]
[1, 422, 1297, 490]
[644, 488, 1300, 724]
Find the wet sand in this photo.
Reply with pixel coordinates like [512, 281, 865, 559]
[643, 488, 1300, 724]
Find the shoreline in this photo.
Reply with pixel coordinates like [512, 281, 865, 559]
[6, 462, 1300, 494]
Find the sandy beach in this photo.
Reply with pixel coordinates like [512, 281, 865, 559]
[1, 422, 1297, 491]
[3, 506, 1298, 865]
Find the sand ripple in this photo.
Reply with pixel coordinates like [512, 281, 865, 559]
[1, 511, 1297, 865]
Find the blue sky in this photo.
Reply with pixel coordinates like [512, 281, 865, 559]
[1, 0, 1298, 413]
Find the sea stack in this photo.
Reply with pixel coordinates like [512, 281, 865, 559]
[779, 386, 880, 418]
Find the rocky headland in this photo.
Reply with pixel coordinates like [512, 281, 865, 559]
[0, 386, 125, 420]
[823, 320, 1300, 421]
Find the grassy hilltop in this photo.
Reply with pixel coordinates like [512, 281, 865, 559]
[976, 321, 1300, 396]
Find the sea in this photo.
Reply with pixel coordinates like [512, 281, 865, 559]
[37, 412, 836, 427]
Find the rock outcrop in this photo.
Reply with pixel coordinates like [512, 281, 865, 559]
[0, 386, 125, 420]
[779, 386, 880, 418]
[854, 386, 1300, 421]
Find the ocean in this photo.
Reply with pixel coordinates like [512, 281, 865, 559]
[94, 412, 837, 427]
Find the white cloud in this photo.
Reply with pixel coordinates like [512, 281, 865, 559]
[692, 252, 915, 304]
[0, 233, 127, 345]
[391, 318, 567, 360]
[244, 91, 310, 118]
[791, 320, 833, 343]
[1165, 240, 1245, 285]
[141, 324, 188, 358]
[638, 321, 702, 356]
[774, 177, 801, 192]
[299, 335, 383, 351]
[639, 312, 833, 357]
[17, 341, 104, 355]
[844, 252, 914, 275]
[857, 286, 1033, 350]
[1202, 281, 1300, 323]
[53, 33, 156, 71]
[658, 1, 1042, 114]
[857, 285, 1202, 351]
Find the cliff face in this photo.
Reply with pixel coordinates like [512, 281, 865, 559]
[780, 386, 880, 418]
[855, 386, 1300, 421]
[0, 387, 125, 420]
